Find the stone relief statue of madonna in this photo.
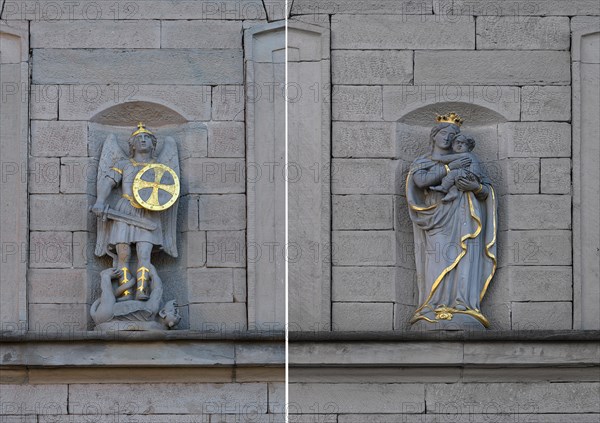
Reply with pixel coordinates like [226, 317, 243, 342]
[89, 123, 182, 331]
[406, 113, 498, 330]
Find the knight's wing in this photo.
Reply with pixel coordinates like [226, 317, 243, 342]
[158, 136, 180, 258]
[95, 134, 128, 259]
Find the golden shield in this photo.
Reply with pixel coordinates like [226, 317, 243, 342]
[133, 163, 180, 211]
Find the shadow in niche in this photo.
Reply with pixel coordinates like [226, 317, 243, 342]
[395, 101, 510, 331]
[85, 101, 205, 330]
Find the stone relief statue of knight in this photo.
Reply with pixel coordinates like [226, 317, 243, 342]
[90, 123, 182, 331]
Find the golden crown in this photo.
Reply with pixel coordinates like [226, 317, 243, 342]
[131, 122, 153, 137]
[436, 112, 464, 127]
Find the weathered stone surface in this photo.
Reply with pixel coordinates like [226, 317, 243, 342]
[33, 49, 243, 85]
[505, 195, 571, 230]
[30, 84, 58, 120]
[268, 382, 285, 414]
[29, 303, 88, 331]
[29, 232, 72, 268]
[236, 344, 285, 366]
[207, 122, 245, 158]
[332, 303, 394, 331]
[332, 231, 396, 266]
[233, 269, 247, 303]
[182, 158, 245, 194]
[464, 342, 599, 366]
[40, 416, 209, 423]
[188, 268, 235, 303]
[333, 195, 393, 230]
[183, 196, 200, 232]
[199, 194, 246, 230]
[72, 231, 93, 269]
[507, 266, 572, 302]
[332, 15, 474, 50]
[206, 231, 246, 268]
[521, 86, 571, 121]
[342, 416, 600, 423]
[476, 16, 570, 50]
[293, 0, 433, 14]
[0, 368, 27, 384]
[512, 301, 573, 330]
[332, 50, 412, 85]
[450, 1, 600, 16]
[161, 20, 242, 49]
[212, 85, 244, 121]
[31, 21, 160, 48]
[333, 267, 399, 302]
[541, 158, 571, 194]
[332, 122, 396, 158]
[31, 120, 87, 157]
[499, 230, 572, 266]
[415, 51, 570, 85]
[68, 383, 266, 414]
[188, 303, 247, 331]
[499, 122, 571, 158]
[29, 158, 60, 193]
[30, 195, 89, 231]
[384, 86, 521, 123]
[28, 268, 88, 304]
[394, 303, 417, 330]
[289, 383, 424, 413]
[0, 384, 67, 414]
[332, 86, 382, 121]
[331, 159, 397, 194]
[59, 85, 212, 122]
[60, 157, 96, 194]
[186, 231, 206, 268]
[498, 158, 540, 195]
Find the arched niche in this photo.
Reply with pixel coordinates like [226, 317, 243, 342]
[86, 101, 206, 330]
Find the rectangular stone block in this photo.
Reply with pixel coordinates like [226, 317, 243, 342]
[33, 49, 243, 84]
[206, 231, 246, 268]
[188, 268, 235, 303]
[60, 157, 96, 194]
[30, 84, 58, 120]
[207, 122, 245, 158]
[476, 16, 570, 50]
[59, 85, 212, 122]
[28, 268, 88, 304]
[414, 51, 570, 85]
[427, 382, 599, 414]
[384, 86, 521, 123]
[182, 158, 245, 194]
[499, 230, 572, 266]
[189, 303, 247, 331]
[212, 85, 244, 121]
[332, 86, 382, 121]
[498, 158, 540, 195]
[512, 301, 573, 330]
[0, 384, 67, 415]
[333, 267, 398, 302]
[290, 383, 424, 414]
[331, 159, 397, 194]
[29, 232, 72, 269]
[450, 1, 600, 16]
[508, 266, 572, 302]
[183, 196, 199, 232]
[521, 86, 571, 121]
[332, 122, 396, 158]
[161, 20, 242, 49]
[333, 195, 393, 230]
[332, 15, 474, 50]
[31, 120, 87, 157]
[233, 269, 247, 303]
[332, 50, 412, 85]
[186, 231, 206, 268]
[68, 383, 265, 415]
[499, 122, 571, 158]
[505, 195, 571, 230]
[30, 195, 90, 231]
[72, 231, 93, 268]
[541, 158, 571, 194]
[332, 231, 396, 266]
[31, 21, 160, 48]
[29, 158, 60, 193]
[293, 0, 433, 14]
[199, 194, 246, 230]
[29, 303, 88, 331]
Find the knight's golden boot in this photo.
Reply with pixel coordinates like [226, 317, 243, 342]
[116, 267, 134, 302]
[135, 266, 150, 301]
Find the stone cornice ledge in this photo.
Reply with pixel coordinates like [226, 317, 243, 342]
[0, 332, 285, 367]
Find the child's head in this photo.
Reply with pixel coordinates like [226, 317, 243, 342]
[452, 134, 475, 153]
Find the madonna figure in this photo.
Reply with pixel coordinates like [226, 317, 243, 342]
[406, 113, 497, 329]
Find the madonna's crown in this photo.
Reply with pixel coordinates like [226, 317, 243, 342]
[435, 112, 463, 127]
